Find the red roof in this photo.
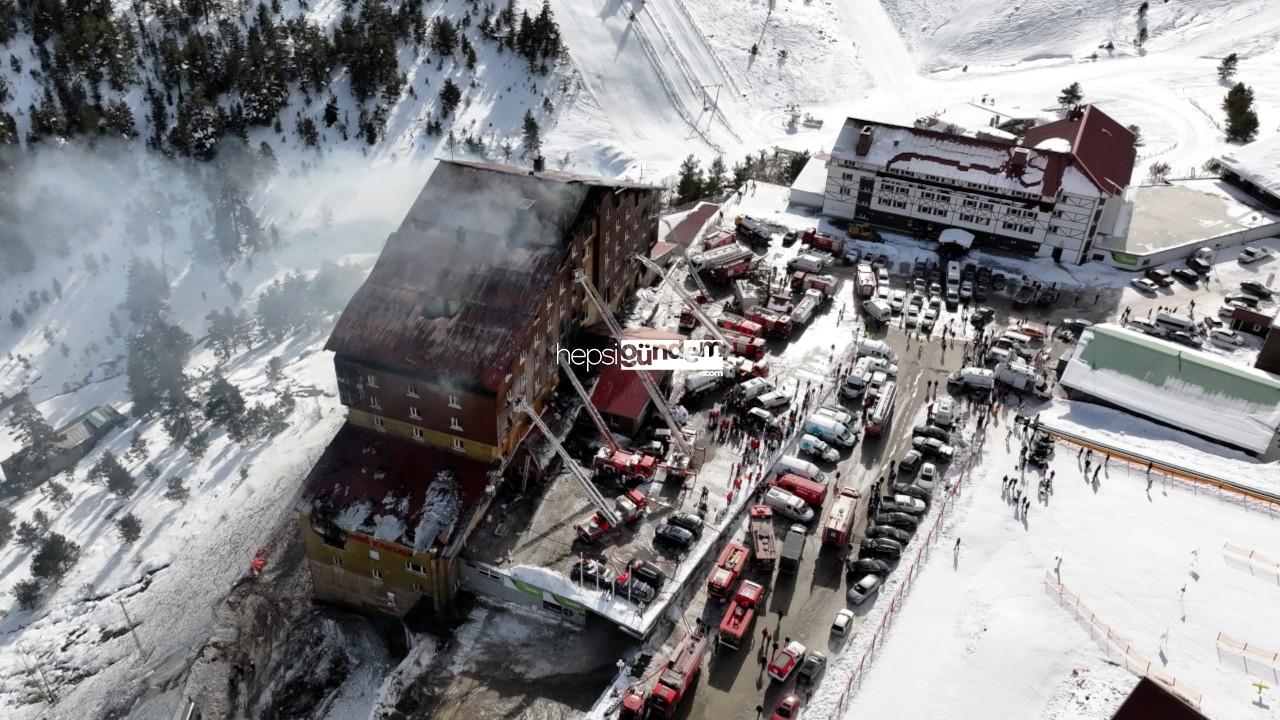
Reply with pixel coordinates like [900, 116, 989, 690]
[587, 328, 681, 424]
[665, 202, 721, 248]
[1023, 105, 1137, 194]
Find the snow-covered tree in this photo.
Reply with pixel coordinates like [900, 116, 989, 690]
[90, 451, 136, 496]
[6, 391, 64, 476]
[31, 533, 80, 581]
[1217, 53, 1239, 82]
[116, 513, 142, 543]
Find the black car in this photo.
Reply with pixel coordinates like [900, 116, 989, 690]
[1187, 257, 1211, 274]
[796, 652, 826, 686]
[866, 525, 912, 544]
[1166, 330, 1201, 348]
[1241, 281, 1274, 299]
[912, 424, 951, 443]
[653, 523, 696, 550]
[898, 449, 924, 474]
[974, 283, 990, 302]
[861, 538, 904, 558]
[665, 512, 704, 538]
[782, 229, 799, 246]
[629, 559, 666, 590]
[613, 573, 656, 604]
[969, 306, 995, 328]
[1224, 293, 1260, 308]
[893, 483, 931, 503]
[1171, 267, 1200, 286]
[847, 557, 892, 575]
[570, 558, 617, 586]
[875, 512, 920, 530]
[1144, 268, 1174, 287]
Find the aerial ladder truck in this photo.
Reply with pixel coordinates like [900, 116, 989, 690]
[510, 396, 648, 544]
[574, 270, 699, 483]
[555, 354, 658, 486]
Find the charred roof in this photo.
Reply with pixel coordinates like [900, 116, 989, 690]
[326, 161, 658, 393]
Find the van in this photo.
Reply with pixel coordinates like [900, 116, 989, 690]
[1154, 311, 1197, 335]
[788, 253, 832, 274]
[946, 261, 961, 285]
[804, 414, 857, 447]
[932, 397, 955, 427]
[947, 367, 995, 391]
[841, 358, 874, 398]
[815, 404, 856, 427]
[737, 377, 775, 401]
[854, 337, 897, 363]
[684, 373, 724, 398]
[774, 455, 825, 484]
[863, 299, 892, 323]
[764, 486, 815, 523]
[999, 330, 1035, 350]
[775, 473, 830, 506]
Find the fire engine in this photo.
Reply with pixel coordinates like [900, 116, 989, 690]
[745, 308, 792, 340]
[822, 485, 860, 547]
[718, 580, 765, 650]
[749, 505, 779, 567]
[574, 489, 648, 543]
[706, 542, 750, 600]
[592, 447, 658, 485]
[716, 313, 763, 338]
[643, 630, 708, 718]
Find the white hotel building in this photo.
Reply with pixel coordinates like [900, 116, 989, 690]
[821, 105, 1137, 264]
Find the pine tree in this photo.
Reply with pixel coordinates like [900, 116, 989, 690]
[204, 373, 246, 429]
[164, 475, 190, 502]
[521, 109, 541, 158]
[9, 309, 24, 328]
[705, 156, 727, 197]
[0, 507, 13, 547]
[127, 431, 148, 463]
[7, 391, 65, 475]
[1057, 82, 1083, 108]
[116, 513, 142, 543]
[1137, 1, 1148, 18]
[16, 519, 46, 548]
[439, 78, 462, 116]
[126, 318, 192, 416]
[90, 451, 136, 495]
[323, 96, 339, 127]
[1137, 27, 1148, 47]
[125, 257, 171, 324]
[12, 579, 41, 610]
[41, 480, 73, 510]
[1217, 53, 1239, 82]
[1223, 82, 1260, 143]
[675, 155, 705, 205]
[184, 430, 210, 460]
[31, 533, 80, 581]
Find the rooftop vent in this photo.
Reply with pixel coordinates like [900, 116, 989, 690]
[856, 125, 874, 156]
[1011, 147, 1030, 173]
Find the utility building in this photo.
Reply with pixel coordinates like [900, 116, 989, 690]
[822, 105, 1136, 264]
[300, 160, 661, 617]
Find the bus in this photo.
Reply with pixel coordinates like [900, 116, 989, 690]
[865, 380, 896, 437]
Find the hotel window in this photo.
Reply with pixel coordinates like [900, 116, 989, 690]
[448, 394, 461, 409]
[331, 556, 343, 567]
[369, 396, 380, 409]
[412, 583, 424, 593]
[413, 427, 424, 440]
[838, 187, 852, 196]
[371, 569, 383, 580]
[384, 592, 396, 607]
[373, 416, 385, 430]
[406, 561, 426, 575]
[366, 374, 378, 388]
[450, 417, 463, 431]
[409, 406, 420, 419]
[368, 549, 381, 561]
[406, 382, 419, 398]
[452, 438, 465, 451]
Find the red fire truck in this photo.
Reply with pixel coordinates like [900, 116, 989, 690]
[718, 580, 765, 650]
[703, 230, 737, 250]
[745, 308, 792, 340]
[644, 631, 708, 718]
[749, 505, 779, 567]
[706, 542, 751, 600]
[716, 313, 763, 338]
[574, 490, 648, 543]
[592, 447, 658, 485]
[801, 228, 853, 261]
[677, 292, 710, 332]
[720, 331, 766, 361]
[822, 485, 861, 547]
[711, 258, 755, 284]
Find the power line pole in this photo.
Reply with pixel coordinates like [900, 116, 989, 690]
[22, 651, 57, 705]
[116, 598, 149, 661]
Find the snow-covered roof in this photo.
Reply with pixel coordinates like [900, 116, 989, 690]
[1034, 137, 1072, 153]
[1217, 133, 1280, 202]
[1060, 324, 1280, 454]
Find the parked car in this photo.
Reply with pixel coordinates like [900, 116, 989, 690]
[898, 449, 924, 474]
[831, 609, 856, 639]
[612, 573, 656, 603]
[893, 483, 931, 504]
[890, 290, 907, 313]
[1166, 330, 1201, 348]
[916, 462, 938, 491]
[1225, 293, 1260, 308]
[665, 512, 703, 538]
[628, 559, 666, 590]
[1144, 268, 1174, 287]
[866, 525, 912, 544]
[847, 574, 882, 605]
[782, 230, 799, 246]
[905, 305, 921, 328]
[799, 434, 841, 463]
[959, 280, 974, 301]
[1210, 328, 1246, 347]
[796, 651, 827, 686]
[768, 641, 807, 682]
[771, 694, 802, 720]
[1171, 267, 1200, 286]
[1130, 277, 1159, 294]
[847, 557, 891, 576]
[861, 537, 904, 558]
[653, 523, 696, 550]
[883, 494, 927, 515]
[912, 436, 955, 460]
[912, 424, 950, 443]
[1187, 256, 1212, 274]
[875, 512, 920, 530]
[1241, 281, 1274, 299]
[570, 558, 616, 586]
[970, 306, 995, 327]
[1238, 246, 1273, 264]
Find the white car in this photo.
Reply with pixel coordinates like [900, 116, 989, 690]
[1209, 328, 1245, 347]
[865, 355, 899, 377]
[1238, 245, 1273, 264]
[889, 290, 907, 314]
[884, 494, 927, 515]
[1130, 277, 1159, 294]
[831, 609, 856, 639]
[877, 284, 891, 301]
[877, 268, 890, 285]
[799, 434, 840, 463]
[847, 574, 882, 605]
[959, 280, 973, 301]
[905, 306, 921, 328]
[915, 462, 938, 491]
[922, 306, 939, 331]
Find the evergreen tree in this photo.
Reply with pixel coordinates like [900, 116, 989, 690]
[439, 78, 462, 116]
[9, 309, 24, 328]
[116, 513, 142, 543]
[674, 155, 705, 205]
[1057, 82, 1083, 108]
[164, 475, 190, 501]
[266, 356, 285, 383]
[430, 16, 458, 56]
[204, 373, 247, 429]
[6, 391, 65, 476]
[1217, 53, 1239, 82]
[41, 480, 74, 510]
[206, 307, 251, 360]
[521, 109, 541, 158]
[1223, 82, 1260, 143]
[163, 400, 197, 444]
[0, 506, 13, 547]
[90, 451, 136, 495]
[323, 96, 340, 127]
[12, 579, 41, 610]
[127, 318, 192, 416]
[1137, 27, 1148, 47]
[16, 519, 46, 548]
[1137, 1, 1148, 18]
[125, 257, 171, 323]
[127, 431, 148, 463]
[184, 430, 210, 460]
[31, 533, 80, 581]
[705, 156, 727, 198]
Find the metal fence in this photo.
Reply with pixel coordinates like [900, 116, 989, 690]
[1044, 572, 1204, 709]
[1216, 632, 1280, 684]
